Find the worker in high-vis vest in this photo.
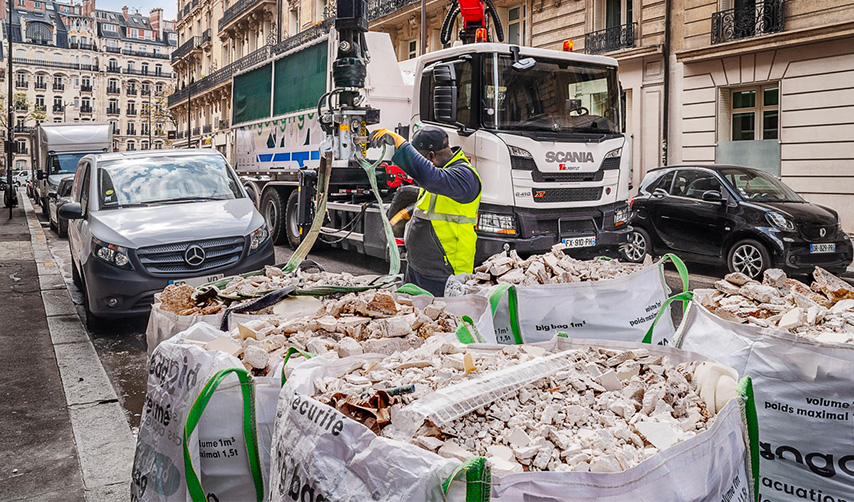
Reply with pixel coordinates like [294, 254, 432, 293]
[370, 127, 482, 296]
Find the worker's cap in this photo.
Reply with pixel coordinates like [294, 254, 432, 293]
[411, 127, 449, 153]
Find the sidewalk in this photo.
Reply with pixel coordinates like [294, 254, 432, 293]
[0, 191, 134, 501]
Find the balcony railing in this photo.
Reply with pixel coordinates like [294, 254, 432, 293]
[107, 86, 120, 94]
[16, 147, 28, 154]
[81, 105, 93, 113]
[127, 129, 137, 136]
[183, 3, 190, 16]
[712, 0, 785, 44]
[14, 125, 34, 133]
[127, 88, 138, 96]
[70, 41, 97, 50]
[52, 105, 63, 112]
[106, 107, 120, 115]
[81, 84, 93, 92]
[202, 28, 211, 46]
[53, 83, 64, 91]
[172, 36, 199, 63]
[219, 0, 263, 32]
[127, 108, 138, 116]
[202, 124, 211, 134]
[15, 105, 27, 111]
[141, 89, 151, 96]
[112, 127, 121, 135]
[124, 68, 150, 76]
[367, 0, 420, 21]
[584, 22, 636, 54]
[273, 18, 333, 55]
[12, 57, 95, 71]
[34, 81, 47, 90]
[105, 46, 122, 53]
[168, 44, 272, 107]
[106, 66, 122, 74]
[15, 81, 28, 89]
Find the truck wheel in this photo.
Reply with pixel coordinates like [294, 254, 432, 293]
[261, 188, 288, 246]
[285, 190, 302, 250]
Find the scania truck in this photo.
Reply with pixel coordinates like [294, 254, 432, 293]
[233, 8, 631, 264]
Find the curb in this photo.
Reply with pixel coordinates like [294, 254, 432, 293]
[21, 195, 135, 501]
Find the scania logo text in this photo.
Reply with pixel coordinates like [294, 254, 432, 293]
[545, 151, 594, 163]
[184, 245, 206, 267]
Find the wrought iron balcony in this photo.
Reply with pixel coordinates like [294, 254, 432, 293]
[127, 88, 138, 96]
[53, 83, 64, 91]
[219, 0, 263, 32]
[107, 86, 121, 94]
[81, 105, 94, 113]
[14, 125, 34, 133]
[106, 66, 122, 74]
[127, 128, 136, 135]
[712, 0, 785, 44]
[127, 108, 138, 116]
[105, 46, 122, 53]
[16, 146, 28, 154]
[13, 57, 95, 71]
[106, 107, 120, 115]
[274, 18, 333, 55]
[70, 41, 97, 50]
[34, 81, 47, 90]
[172, 36, 199, 63]
[15, 81, 28, 89]
[584, 22, 636, 54]
[124, 68, 150, 76]
[52, 105, 63, 112]
[367, 0, 420, 21]
[201, 29, 211, 46]
[81, 84, 93, 92]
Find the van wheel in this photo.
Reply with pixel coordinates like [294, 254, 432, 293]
[261, 188, 288, 246]
[72, 262, 82, 288]
[285, 190, 302, 250]
[79, 273, 103, 330]
[728, 239, 770, 279]
[621, 228, 651, 263]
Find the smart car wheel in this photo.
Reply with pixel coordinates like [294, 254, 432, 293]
[728, 239, 770, 279]
[621, 227, 651, 263]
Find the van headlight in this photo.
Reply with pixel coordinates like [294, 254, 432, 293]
[93, 238, 132, 269]
[249, 224, 269, 252]
[766, 211, 795, 232]
[476, 212, 517, 235]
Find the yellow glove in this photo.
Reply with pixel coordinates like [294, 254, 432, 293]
[369, 128, 406, 149]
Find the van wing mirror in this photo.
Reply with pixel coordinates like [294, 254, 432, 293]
[432, 64, 458, 124]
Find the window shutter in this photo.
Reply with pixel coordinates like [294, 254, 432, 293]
[718, 88, 731, 144]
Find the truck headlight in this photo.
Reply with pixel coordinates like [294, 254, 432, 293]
[249, 224, 269, 252]
[93, 238, 132, 269]
[614, 205, 629, 227]
[508, 145, 533, 158]
[476, 212, 517, 235]
[604, 147, 622, 159]
[766, 211, 795, 232]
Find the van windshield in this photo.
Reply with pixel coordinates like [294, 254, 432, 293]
[47, 153, 88, 174]
[97, 155, 243, 207]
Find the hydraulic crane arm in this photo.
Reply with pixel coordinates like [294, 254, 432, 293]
[440, 0, 505, 45]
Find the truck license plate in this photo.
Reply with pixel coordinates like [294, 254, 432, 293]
[169, 273, 225, 287]
[562, 236, 596, 248]
[810, 243, 836, 254]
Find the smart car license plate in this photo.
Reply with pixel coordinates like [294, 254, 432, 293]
[168, 274, 225, 287]
[810, 243, 836, 254]
[562, 236, 596, 248]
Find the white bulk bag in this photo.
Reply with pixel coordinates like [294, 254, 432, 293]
[676, 299, 854, 502]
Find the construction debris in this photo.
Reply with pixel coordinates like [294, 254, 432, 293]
[701, 267, 854, 344]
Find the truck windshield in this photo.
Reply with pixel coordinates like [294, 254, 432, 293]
[47, 153, 88, 174]
[485, 55, 620, 135]
[97, 156, 243, 207]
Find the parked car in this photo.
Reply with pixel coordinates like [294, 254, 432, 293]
[61, 150, 276, 319]
[622, 165, 853, 278]
[13, 170, 31, 187]
[48, 177, 75, 237]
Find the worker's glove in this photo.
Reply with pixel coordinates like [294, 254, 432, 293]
[369, 128, 406, 149]
[693, 362, 738, 414]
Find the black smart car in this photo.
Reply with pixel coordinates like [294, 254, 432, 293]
[622, 165, 853, 278]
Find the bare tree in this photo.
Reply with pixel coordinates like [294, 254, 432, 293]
[143, 83, 177, 148]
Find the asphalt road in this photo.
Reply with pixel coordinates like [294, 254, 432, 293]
[35, 203, 722, 431]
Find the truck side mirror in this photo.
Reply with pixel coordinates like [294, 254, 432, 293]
[432, 64, 457, 124]
[59, 202, 83, 220]
[37, 170, 46, 180]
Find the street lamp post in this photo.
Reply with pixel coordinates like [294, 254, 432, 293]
[6, 0, 17, 213]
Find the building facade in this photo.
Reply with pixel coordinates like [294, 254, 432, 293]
[670, 0, 854, 229]
[0, 0, 177, 172]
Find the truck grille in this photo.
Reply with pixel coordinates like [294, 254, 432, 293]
[532, 169, 605, 183]
[799, 224, 838, 242]
[136, 236, 245, 275]
[532, 187, 603, 203]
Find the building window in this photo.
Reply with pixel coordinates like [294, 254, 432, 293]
[103, 23, 117, 32]
[141, 141, 149, 150]
[405, 39, 417, 60]
[597, 0, 633, 30]
[155, 65, 163, 77]
[26, 21, 52, 44]
[731, 85, 779, 141]
[127, 141, 136, 151]
[141, 62, 149, 75]
[156, 82, 163, 93]
[35, 95, 45, 110]
[16, 140, 27, 152]
[289, 8, 300, 35]
[507, 5, 526, 45]
[54, 117, 62, 123]
[34, 1, 42, 8]
[128, 28, 139, 38]
[53, 96, 62, 109]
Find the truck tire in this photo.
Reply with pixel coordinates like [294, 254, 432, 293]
[260, 188, 288, 246]
[285, 189, 302, 250]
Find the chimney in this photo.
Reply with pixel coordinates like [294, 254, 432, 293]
[149, 8, 162, 38]
[81, 0, 95, 17]
[122, 5, 128, 19]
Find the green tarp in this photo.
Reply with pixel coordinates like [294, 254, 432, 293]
[274, 42, 328, 116]
[233, 63, 273, 125]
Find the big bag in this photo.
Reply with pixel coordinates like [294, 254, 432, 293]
[676, 297, 854, 502]
[133, 324, 282, 502]
[470, 255, 688, 345]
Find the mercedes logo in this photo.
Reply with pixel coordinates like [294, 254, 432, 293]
[820, 228, 827, 237]
[184, 245, 206, 267]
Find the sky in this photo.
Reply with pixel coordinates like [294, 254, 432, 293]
[95, 0, 177, 22]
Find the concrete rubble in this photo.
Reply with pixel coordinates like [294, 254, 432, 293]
[702, 267, 854, 344]
[459, 244, 653, 290]
[310, 344, 724, 474]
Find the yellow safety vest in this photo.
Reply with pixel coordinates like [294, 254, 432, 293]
[411, 148, 482, 276]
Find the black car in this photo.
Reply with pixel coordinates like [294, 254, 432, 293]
[48, 177, 74, 237]
[622, 165, 853, 278]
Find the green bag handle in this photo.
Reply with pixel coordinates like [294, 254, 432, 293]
[396, 283, 434, 296]
[357, 146, 401, 277]
[487, 284, 523, 345]
[738, 376, 760, 502]
[456, 315, 487, 344]
[280, 347, 316, 386]
[441, 456, 491, 502]
[641, 291, 694, 344]
[658, 253, 690, 313]
[183, 368, 264, 502]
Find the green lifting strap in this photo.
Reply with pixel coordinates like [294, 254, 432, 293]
[641, 291, 694, 344]
[282, 151, 334, 274]
[488, 284, 523, 345]
[659, 253, 690, 314]
[280, 347, 316, 386]
[738, 376, 761, 502]
[455, 315, 486, 344]
[183, 368, 264, 502]
[441, 457, 491, 502]
[357, 146, 401, 277]
[396, 283, 434, 296]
